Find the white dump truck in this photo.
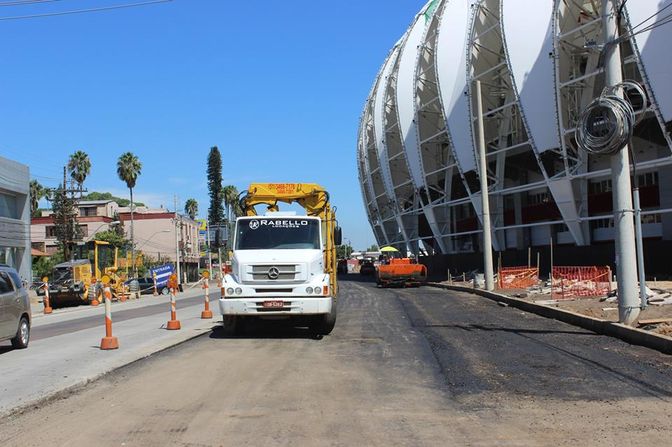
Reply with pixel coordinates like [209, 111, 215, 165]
[219, 183, 341, 335]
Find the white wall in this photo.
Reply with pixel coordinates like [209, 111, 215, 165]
[0, 156, 31, 280]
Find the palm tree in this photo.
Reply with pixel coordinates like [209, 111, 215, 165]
[29, 179, 45, 217]
[221, 185, 240, 222]
[67, 150, 91, 197]
[184, 198, 198, 220]
[117, 152, 142, 275]
[221, 185, 240, 252]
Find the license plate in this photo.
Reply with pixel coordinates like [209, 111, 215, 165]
[262, 300, 284, 308]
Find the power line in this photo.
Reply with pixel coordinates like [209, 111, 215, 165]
[627, 2, 672, 32]
[0, 0, 66, 7]
[0, 0, 172, 21]
[619, 12, 672, 43]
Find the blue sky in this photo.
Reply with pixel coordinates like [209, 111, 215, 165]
[0, 0, 422, 250]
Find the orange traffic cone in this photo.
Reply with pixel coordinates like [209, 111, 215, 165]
[100, 278, 119, 350]
[201, 271, 213, 319]
[90, 278, 100, 306]
[42, 278, 53, 314]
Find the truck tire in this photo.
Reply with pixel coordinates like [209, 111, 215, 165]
[311, 301, 337, 335]
[222, 316, 245, 336]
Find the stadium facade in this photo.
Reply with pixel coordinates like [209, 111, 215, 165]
[357, 0, 672, 270]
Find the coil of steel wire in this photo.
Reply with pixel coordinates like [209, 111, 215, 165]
[576, 81, 647, 156]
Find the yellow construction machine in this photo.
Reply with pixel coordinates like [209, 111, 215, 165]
[47, 240, 124, 307]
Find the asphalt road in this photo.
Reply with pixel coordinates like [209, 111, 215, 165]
[2, 277, 672, 446]
[31, 294, 211, 341]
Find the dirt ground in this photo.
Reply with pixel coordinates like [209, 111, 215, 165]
[445, 280, 672, 337]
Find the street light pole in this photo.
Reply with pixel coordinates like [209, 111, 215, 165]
[602, 0, 640, 324]
[86, 220, 120, 242]
[206, 218, 213, 272]
[475, 80, 494, 291]
[174, 195, 182, 288]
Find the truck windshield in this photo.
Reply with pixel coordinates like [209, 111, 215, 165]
[235, 218, 321, 250]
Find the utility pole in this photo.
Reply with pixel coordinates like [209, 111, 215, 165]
[64, 167, 70, 260]
[475, 80, 494, 291]
[602, 0, 639, 325]
[206, 218, 213, 273]
[174, 195, 182, 289]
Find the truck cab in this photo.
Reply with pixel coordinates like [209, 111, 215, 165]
[219, 183, 341, 335]
[220, 212, 336, 335]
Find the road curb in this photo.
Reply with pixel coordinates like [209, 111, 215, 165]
[427, 282, 672, 355]
[0, 325, 215, 420]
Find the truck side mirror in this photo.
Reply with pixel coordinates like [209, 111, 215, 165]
[334, 226, 342, 246]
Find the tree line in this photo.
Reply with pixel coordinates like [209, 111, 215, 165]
[30, 150, 142, 261]
[30, 146, 242, 260]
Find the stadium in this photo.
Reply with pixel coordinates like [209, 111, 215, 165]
[357, 0, 672, 275]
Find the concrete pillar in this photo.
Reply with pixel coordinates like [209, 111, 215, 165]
[513, 192, 525, 250]
[658, 164, 672, 240]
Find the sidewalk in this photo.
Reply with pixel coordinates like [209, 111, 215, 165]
[0, 285, 220, 417]
[30, 283, 213, 326]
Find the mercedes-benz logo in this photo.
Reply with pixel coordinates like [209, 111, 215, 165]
[267, 267, 280, 280]
[249, 220, 260, 230]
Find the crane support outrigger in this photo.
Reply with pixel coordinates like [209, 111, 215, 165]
[219, 183, 342, 335]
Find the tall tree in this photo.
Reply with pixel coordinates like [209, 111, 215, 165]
[221, 185, 240, 222]
[67, 150, 91, 197]
[207, 146, 224, 226]
[184, 198, 198, 220]
[117, 152, 142, 275]
[29, 179, 45, 217]
[207, 147, 225, 252]
[51, 184, 82, 260]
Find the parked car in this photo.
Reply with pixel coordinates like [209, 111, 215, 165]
[360, 260, 376, 276]
[0, 265, 31, 349]
[124, 277, 168, 295]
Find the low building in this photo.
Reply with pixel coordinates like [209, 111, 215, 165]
[31, 215, 118, 255]
[0, 156, 31, 280]
[118, 206, 200, 281]
[31, 200, 201, 281]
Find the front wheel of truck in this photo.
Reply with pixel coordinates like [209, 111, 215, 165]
[222, 315, 245, 336]
[311, 301, 337, 335]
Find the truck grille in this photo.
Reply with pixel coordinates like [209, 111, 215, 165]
[250, 264, 298, 281]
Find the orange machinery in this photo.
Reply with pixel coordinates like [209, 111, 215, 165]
[376, 247, 427, 288]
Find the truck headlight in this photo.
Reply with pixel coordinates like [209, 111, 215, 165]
[305, 286, 313, 294]
[235, 288, 242, 295]
[226, 287, 234, 295]
[313, 287, 322, 294]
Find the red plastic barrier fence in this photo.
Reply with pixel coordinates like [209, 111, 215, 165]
[551, 266, 612, 299]
[498, 267, 539, 289]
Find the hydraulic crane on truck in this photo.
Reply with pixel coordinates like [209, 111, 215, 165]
[239, 183, 340, 297]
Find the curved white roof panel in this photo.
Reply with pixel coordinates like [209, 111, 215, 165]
[374, 44, 402, 198]
[395, 4, 434, 189]
[502, 0, 560, 153]
[626, 1, 672, 122]
[435, 0, 477, 173]
[358, 0, 672, 254]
